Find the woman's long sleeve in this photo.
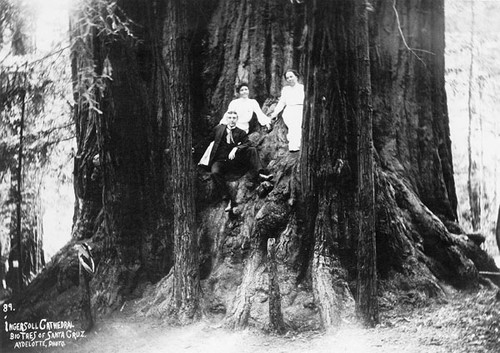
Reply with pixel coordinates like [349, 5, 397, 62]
[252, 100, 271, 126]
[272, 90, 286, 117]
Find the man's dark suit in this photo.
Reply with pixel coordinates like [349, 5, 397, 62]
[208, 124, 250, 167]
[209, 124, 264, 202]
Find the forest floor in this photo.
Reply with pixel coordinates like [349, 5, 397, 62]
[27, 285, 498, 353]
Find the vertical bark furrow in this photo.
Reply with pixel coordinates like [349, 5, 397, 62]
[164, 0, 200, 321]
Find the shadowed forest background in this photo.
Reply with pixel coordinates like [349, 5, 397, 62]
[1, 0, 500, 351]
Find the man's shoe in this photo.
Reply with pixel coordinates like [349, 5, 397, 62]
[224, 200, 233, 212]
[259, 173, 273, 181]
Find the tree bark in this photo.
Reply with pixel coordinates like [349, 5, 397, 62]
[371, 0, 457, 221]
[163, 0, 200, 321]
[79, 262, 93, 332]
[355, 0, 378, 327]
[226, 249, 266, 329]
[267, 238, 285, 333]
[70, 0, 101, 242]
[70, 0, 178, 293]
[16, 88, 25, 294]
[301, 0, 366, 330]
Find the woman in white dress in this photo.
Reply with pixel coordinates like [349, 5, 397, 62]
[270, 69, 304, 152]
[220, 83, 271, 133]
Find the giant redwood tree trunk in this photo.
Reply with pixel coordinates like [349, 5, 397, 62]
[368, 0, 472, 284]
[70, 0, 204, 317]
[163, 0, 200, 321]
[370, 0, 457, 221]
[299, 0, 495, 330]
[354, 1, 378, 327]
[301, 0, 379, 329]
[7, 0, 499, 335]
[70, 0, 175, 308]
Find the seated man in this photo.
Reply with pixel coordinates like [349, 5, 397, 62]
[205, 110, 272, 212]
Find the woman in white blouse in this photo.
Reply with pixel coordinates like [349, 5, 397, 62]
[270, 69, 304, 152]
[220, 83, 271, 133]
